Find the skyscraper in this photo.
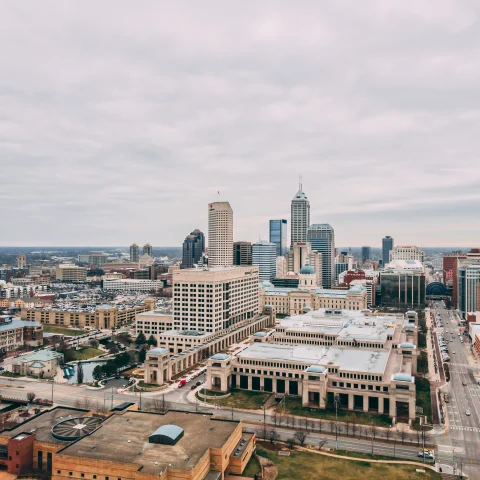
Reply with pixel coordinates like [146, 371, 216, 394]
[233, 241, 252, 266]
[181, 229, 205, 269]
[16, 254, 26, 268]
[382, 236, 394, 266]
[361, 246, 370, 265]
[291, 180, 310, 247]
[143, 243, 153, 257]
[208, 201, 233, 268]
[307, 224, 335, 288]
[252, 241, 277, 281]
[269, 219, 288, 256]
[130, 243, 139, 263]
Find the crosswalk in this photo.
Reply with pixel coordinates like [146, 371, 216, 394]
[449, 363, 479, 368]
[447, 425, 480, 432]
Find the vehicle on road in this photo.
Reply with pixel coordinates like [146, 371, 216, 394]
[466, 409, 471, 416]
[452, 351, 456, 354]
[444, 394, 449, 403]
[178, 379, 187, 387]
[417, 450, 435, 459]
[462, 380, 467, 386]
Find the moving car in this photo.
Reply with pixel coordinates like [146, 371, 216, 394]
[178, 379, 187, 387]
[466, 409, 471, 416]
[462, 380, 467, 386]
[417, 450, 434, 459]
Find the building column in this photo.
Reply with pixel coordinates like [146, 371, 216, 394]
[363, 395, 369, 412]
[378, 396, 384, 414]
[248, 376, 252, 390]
[389, 395, 396, 425]
[260, 376, 265, 390]
[348, 393, 354, 410]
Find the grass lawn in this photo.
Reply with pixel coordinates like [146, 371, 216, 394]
[241, 453, 261, 477]
[136, 381, 166, 391]
[282, 396, 392, 427]
[43, 325, 83, 336]
[256, 445, 441, 480]
[197, 388, 271, 409]
[415, 376, 432, 422]
[68, 348, 104, 360]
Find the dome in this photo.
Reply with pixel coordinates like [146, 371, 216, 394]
[300, 265, 315, 275]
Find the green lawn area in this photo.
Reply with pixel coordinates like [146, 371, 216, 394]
[197, 388, 271, 409]
[136, 381, 166, 391]
[417, 351, 429, 375]
[282, 396, 392, 427]
[256, 445, 441, 480]
[241, 453, 261, 477]
[43, 325, 83, 336]
[415, 376, 432, 422]
[68, 348, 104, 360]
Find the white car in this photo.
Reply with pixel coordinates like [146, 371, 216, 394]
[418, 450, 434, 459]
[466, 409, 471, 416]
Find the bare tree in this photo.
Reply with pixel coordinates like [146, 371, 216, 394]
[294, 430, 307, 446]
[371, 424, 377, 440]
[272, 410, 278, 426]
[82, 397, 91, 410]
[268, 428, 279, 444]
[287, 437, 295, 449]
[303, 415, 309, 432]
[26, 392, 36, 403]
[384, 427, 391, 443]
[345, 415, 351, 436]
[318, 419, 323, 433]
[415, 429, 421, 446]
[318, 439, 327, 451]
[351, 421, 358, 438]
[398, 424, 407, 444]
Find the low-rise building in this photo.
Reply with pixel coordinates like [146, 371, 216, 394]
[0, 317, 43, 354]
[135, 310, 173, 336]
[55, 264, 87, 282]
[103, 278, 163, 292]
[206, 308, 418, 425]
[11, 349, 63, 378]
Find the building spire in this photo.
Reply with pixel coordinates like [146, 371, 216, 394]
[299, 175, 302, 191]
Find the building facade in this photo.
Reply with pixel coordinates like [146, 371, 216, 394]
[361, 246, 370, 265]
[0, 318, 43, 354]
[143, 243, 153, 257]
[182, 229, 205, 269]
[291, 183, 310, 247]
[130, 243, 140, 263]
[269, 219, 288, 256]
[102, 279, 162, 292]
[252, 241, 277, 281]
[389, 246, 424, 263]
[233, 241, 252, 266]
[382, 236, 394, 266]
[307, 224, 335, 288]
[208, 201, 233, 268]
[458, 265, 480, 319]
[173, 266, 259, 333]
[55, 264, 87, 282]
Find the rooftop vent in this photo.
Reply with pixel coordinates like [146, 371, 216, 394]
[149, 425, 184, 446]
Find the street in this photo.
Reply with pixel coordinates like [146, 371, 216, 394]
[431, 303, 480, 478]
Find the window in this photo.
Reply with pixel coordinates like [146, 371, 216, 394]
[81, 475, 85, 478]
[69, 473, 73, 476]
[57, 471, 61, 475]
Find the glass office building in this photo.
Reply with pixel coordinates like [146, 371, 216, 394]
[269, 219, 288, 256]
[380, 272, 425, 309]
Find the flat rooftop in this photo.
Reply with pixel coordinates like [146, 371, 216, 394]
[58, 411, 239, 475]
[237, 343, 390, 374]
[4, 407, 90, 444]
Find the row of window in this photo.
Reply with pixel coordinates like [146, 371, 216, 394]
[57, 472, 120, 480]
[332, 381, 388, 392]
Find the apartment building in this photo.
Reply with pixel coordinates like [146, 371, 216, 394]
[207, 308, 419, 424]
[21, 300, 154, 329]
[172, 266, 259, 333]
[0, 317, 43, 354]
[55, 264, 87, 282]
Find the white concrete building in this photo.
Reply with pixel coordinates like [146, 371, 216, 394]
[252, 241, 277, 281]
[55, 264, 87, 282]
[208, 201, 233, 268]
[389, 246, 425, 263]
[102, 279, 162, 292]
[135, 310, 173, 336]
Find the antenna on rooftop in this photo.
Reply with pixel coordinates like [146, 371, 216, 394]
[299, 175, 303, 191]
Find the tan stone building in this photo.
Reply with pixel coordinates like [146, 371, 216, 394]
[208, 201, 233, 268]
[22, 300, 155, 330]
[55, 264, 87, 282]
[207, 308, 419, 424]
[0, 406, 255, 480]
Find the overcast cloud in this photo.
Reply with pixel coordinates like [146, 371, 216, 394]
[1, 1, 479, 247]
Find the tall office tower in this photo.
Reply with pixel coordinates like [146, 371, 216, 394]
[208, 202, 233, 268]
[291, 180, 310, 247]
[181, 229, 205, 269]
[233, 241, 252, 266]
[143, 243, 153, 257]
[130, 243, 139, 263]
[389, 246, 424, 263]
[16, 254, 26, 268]
[252, 241, 277, 281]
[269, 219, 288, 256]
[307, 224, 335, 288]
[382, 236, 394, 266]
[458, 265, 480, 318]
[172, 266, 259, 332]
[361, 246, 371, 265]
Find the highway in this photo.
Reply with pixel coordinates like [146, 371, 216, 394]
[431, 303, 480, 478]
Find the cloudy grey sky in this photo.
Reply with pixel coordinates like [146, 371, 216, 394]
[1, 1, 479, 248]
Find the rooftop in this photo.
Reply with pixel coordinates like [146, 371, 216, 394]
[237, 343, 390, 374]
[18, 349, 63, 363]
[58, 411, 240, 475]
[0, 319, 40, 332]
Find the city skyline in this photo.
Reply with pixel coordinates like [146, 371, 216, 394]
[2, 3, 480, 247]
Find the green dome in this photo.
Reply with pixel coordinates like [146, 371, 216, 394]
[300, 265, 315, 275]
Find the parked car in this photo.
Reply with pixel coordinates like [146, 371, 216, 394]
[178, 379, 187, 387]
[466, 409, 471, 416]
[418, 450, 434, 459]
